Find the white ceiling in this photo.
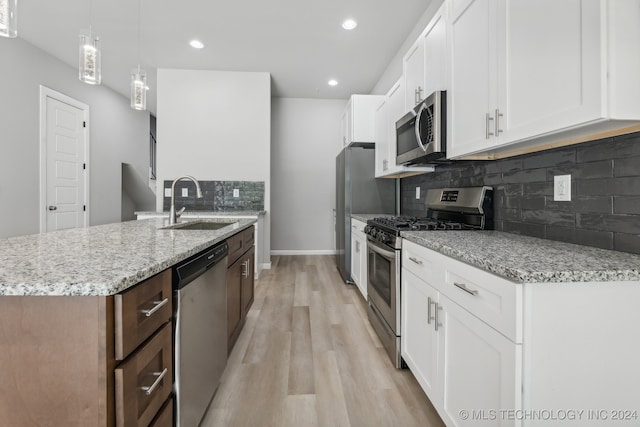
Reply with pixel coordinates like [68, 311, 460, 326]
[17, 0, 432, 114]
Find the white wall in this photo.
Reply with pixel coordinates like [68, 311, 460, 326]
[371, 0, 444, 95]
[156, 69, 271, 264]
[271, 98, 346, 254]
[0, 37, 150, 239]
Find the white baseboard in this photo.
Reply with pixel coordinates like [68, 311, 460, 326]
[271, 250, 337, 256]
[260, 262, 272, 270]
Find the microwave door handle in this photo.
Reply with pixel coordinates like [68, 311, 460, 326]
[414, 103, 428, 152]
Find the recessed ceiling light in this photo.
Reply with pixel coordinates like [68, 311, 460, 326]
[342, 19, 358, 30]
[328, 79, 338, 86]
[189, 39, 204, 49]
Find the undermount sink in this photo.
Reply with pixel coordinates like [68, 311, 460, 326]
[164, 220, 237, 231]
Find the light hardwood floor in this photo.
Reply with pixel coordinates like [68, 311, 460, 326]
[202, 255, 445, 427]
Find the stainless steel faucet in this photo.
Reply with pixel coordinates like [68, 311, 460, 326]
[169, 175, 203, 225]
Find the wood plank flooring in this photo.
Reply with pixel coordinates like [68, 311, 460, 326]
[201, 255, 445, 427]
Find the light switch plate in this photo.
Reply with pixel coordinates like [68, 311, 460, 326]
[554, 175, 571, 201]
[233, 189, 240, 198]
[415, 187, 421, 200]
[182, 188, 188, 197]
[164, 188, 171, 197]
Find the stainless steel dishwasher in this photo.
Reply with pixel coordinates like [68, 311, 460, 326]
[174, 241, 228, 427]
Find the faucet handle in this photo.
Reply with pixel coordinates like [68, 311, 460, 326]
[176, 207, 186, 217]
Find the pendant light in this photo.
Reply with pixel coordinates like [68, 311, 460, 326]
[0, 0, 18, 38]
[130, 0, 147, 110]
[79, 0, 101, 85]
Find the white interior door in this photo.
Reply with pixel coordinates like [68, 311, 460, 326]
[41, 89, 88, 232]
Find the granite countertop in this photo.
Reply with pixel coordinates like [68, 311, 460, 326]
[401, 230, 640, 283]
[351, 213, 394, 223]
[0, 218, 256, 297]
[135, 210, 266, 217]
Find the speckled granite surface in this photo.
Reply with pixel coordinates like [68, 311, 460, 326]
[401, 230, 640, 283]
[351, 214, 394, 223]
[0, 218, 255, 296]
[135, 210, 265, 217]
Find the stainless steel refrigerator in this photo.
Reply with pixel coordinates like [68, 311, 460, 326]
[336, 143, 396, 283]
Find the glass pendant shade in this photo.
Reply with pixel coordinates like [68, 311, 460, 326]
[130, 67, 147, 110]
[0, 0, 17, 38]
[79, 31, 101, 85]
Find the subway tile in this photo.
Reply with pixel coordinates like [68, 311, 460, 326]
[576, 177, 640, 196]
[499, 158, 525, 173]
[613, 155, 640, 178]
[502, 221, 546, 239]
[519, 196, 546, 210]
[523, 181, 553, 196]
[613, 196, 640, 215]
[521, 209, 575, 227]
[614, 233, 640, 255]
[546, 160, 613, 181]
[577, 213, 640, 234]
[546, 226, 613, 250]
[503, 183, 524, 197]
[503, 168, 547, 184]
[523, 148, 575, 170]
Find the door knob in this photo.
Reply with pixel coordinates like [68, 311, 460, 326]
[48, 206, 57, 211]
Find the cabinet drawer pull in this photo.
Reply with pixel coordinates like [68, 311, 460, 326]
[408, 256, 423, 265]
[242, 260, 250, 278]
[495, 108, 504, 135]
[141, 298, 169, 317]
[453, 282, 479, 296]
[485, 113, 495, 139]
[434, 302, 442, 331]
[427, 297, 433, 325]
[140, 368, 168, 396]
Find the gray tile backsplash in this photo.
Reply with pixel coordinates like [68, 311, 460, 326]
[163, 180, 264, 212]
[401, 132, 640, 254]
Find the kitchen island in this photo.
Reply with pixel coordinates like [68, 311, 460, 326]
[0, 218, 256, 426]
[399, 229, 640, 427]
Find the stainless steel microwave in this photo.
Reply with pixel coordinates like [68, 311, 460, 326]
[395, 90, 446, 165]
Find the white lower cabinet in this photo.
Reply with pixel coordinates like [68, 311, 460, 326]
[350, 219, 368, 299]
[402, 265, 521, 427]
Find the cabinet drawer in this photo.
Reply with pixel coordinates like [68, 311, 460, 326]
[115, 322, 173, 427]
[114, 269, 172, 360]
[243, 225, 255, 248]
[149, 397, 173, 427]
[228, 226, 255, 265]
[352, 219, 366, 233]
[402, 240, 444, 287]
[441, 256, 522, 343]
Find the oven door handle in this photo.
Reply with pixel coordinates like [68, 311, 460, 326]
[367, 239, 396, 259]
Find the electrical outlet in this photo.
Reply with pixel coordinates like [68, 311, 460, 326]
[416, 186, 421, 200]
[182, 188, 188, 197]
[164, 188, 171, 197]
[233, 189, 240, 198]
[554, 175, 571, 201]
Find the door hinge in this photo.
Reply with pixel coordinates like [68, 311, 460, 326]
[83, 205, 86, 212]
[83, 121, 86, 128]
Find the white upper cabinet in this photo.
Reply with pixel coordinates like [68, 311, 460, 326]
[375, 79, 434, 178]
[404, 39, 426, 111]
[448, 0, 640, 159]
[404, 3, 449, 112]
[341, 95, 384, 147]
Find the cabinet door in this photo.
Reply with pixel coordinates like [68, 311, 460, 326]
[448, 0, 499, 158]
[226, 258, 243, 353]
[404, 39, 425, 111]
[423, 3, 448, 97]
[386, 79, 404, 171]
[241, 246, 255, 316]
[401, 270, 440, 402]
[437, 295, 522, 427]
[374, 97, 389, 177]
[350, 232, 361, 287]
[499, 0, 603, 145]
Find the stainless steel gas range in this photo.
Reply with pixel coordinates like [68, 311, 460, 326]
[364, 186, 493, 368]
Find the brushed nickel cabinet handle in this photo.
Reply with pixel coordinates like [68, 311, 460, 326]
[242, 260, 250, 278]
[495, 108, 504, 135]
[408, 256, 423, 265]
[434, 302, 442, 331]
[485, 113, 494, 139]
[453, 282, 479, 296]
[427, 296, 433, 325]
[140, 368, 168, 396]
[141, 298, 168, 317]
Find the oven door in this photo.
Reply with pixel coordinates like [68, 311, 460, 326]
[366, 237, 399, 335]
